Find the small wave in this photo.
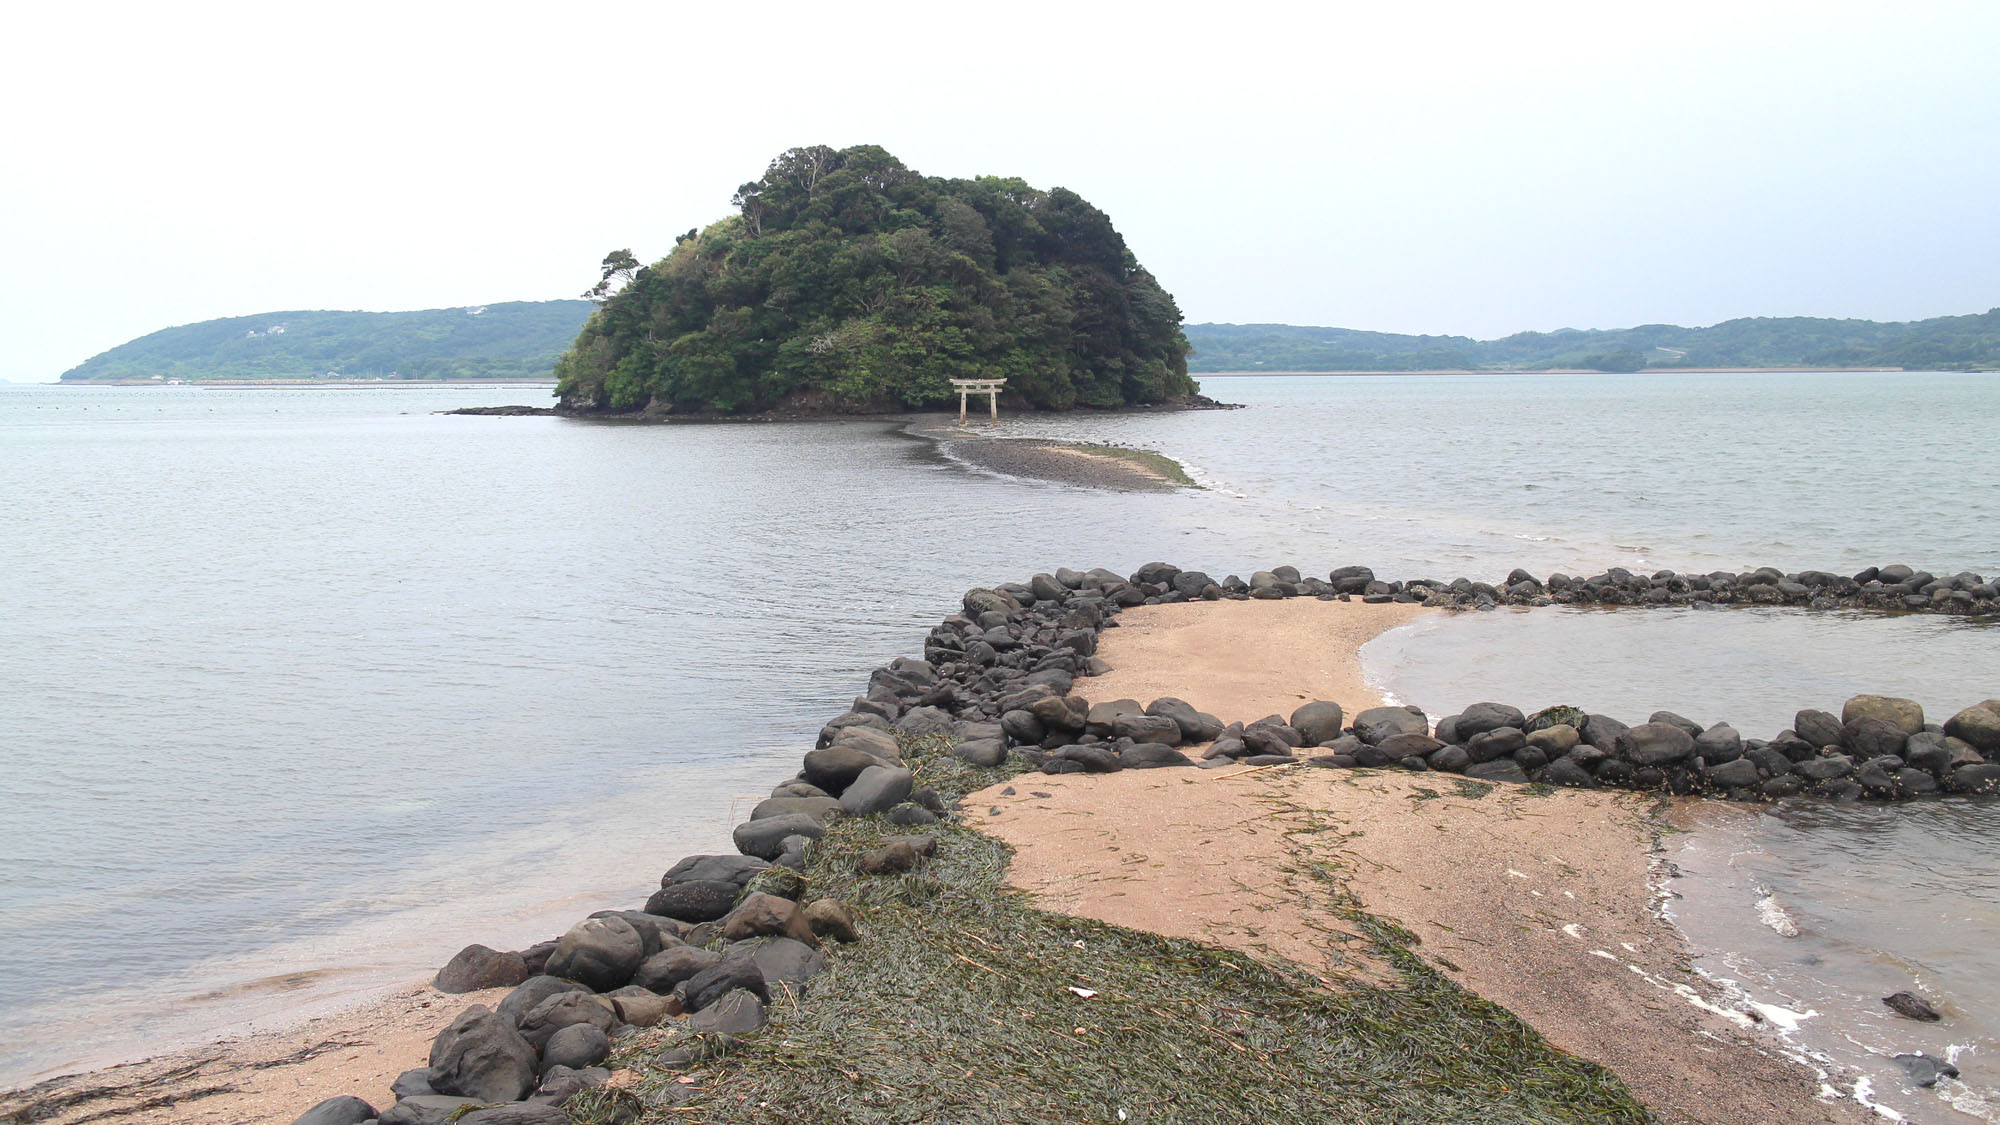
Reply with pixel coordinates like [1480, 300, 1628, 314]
[1755, 893, 1801, 938]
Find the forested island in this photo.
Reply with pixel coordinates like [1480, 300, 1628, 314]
[553, 145, 1198, 415]
[58, 301, 593, 383]
[1187, 308, 2000, 373]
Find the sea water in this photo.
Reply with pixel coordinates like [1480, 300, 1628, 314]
[2, 373, 1997, 1118]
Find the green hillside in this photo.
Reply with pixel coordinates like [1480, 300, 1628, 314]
[555, 145, 1196, 414]
[1186, 310, 2000, 373]
[60, 300, 594, 382]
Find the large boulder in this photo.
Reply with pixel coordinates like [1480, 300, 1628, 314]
[1579, 714, 1629, 753]
[427, 1004, 537, 1103]
[894, 706, 955, 736]
[645, 879, 742, 923]
[680, 957, 770, 1012]
[1844, 717, 1909, 759]
[1352, 706, 1428, 745]
[1030, 695, 1090, 732]
[738, 936, 827, 989]
[543, 1023, 611, 1071]
[1694, 723, 1743, 764]
[661, 854, 768, 887]
[291, 1096, 378, 1125]
[733, 813, 826, 860]
[1465, 760, 1530, 784]
[687, 989, 767, 1036]
[516, 991, 617, 1050]
[1112, 712, 1183, 746]
[435, 944, 528, 994]
[1944, 701, 2000, 755]
[1619, 723, 1696, 766]
[542, 915, 645, 992]
[379, 1096, 486, 1125]
[1794, 709, 1845, 749]
[1454, 702, 1526, 740]
[459, 1106, 574, 1125]
[804, 898, 860, 943]
[750, 795, 844, 823]
[1842, 694, 1925, 735]
[721, 892, 818, 945]
[1121, 743, 1195, 769]
[840, 765, 915, 816]
[829, 724, 902, 761]
[496, 976, 588, 1027]
[1085, 699, 1144, 736]
[1289, 701, 1346, 746]
[633, 945, 721, 993]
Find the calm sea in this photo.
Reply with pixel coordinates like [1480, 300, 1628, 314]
[2, 373, 1996, 1119]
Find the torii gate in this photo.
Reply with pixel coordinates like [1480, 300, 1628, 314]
[950, 377, 1006, 424]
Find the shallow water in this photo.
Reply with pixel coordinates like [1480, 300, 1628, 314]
[3, 374, 1998, 1105]
[1370, 606, 2000, 1122]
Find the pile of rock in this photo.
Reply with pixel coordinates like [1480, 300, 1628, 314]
[1095, 561, 1996, 617]
[291, 845, 871, 1123]
[291, 558, 1996, 1123]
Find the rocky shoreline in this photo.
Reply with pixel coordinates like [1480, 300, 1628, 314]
[219, 558, 1996, 1124]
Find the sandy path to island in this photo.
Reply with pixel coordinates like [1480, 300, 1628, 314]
[970, 598, 1854, 1125]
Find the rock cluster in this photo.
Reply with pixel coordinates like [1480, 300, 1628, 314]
[1285, 562, 1996, 617]
[294, 558, 1995, 1123]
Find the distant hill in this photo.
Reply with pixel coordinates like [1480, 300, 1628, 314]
[1185, 309, 2000, 373]
[60, 300, 595, 382]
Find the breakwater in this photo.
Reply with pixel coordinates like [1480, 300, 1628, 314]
[285, 559, 1996, 1124]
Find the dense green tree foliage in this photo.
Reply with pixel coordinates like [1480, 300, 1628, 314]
[554, 146, 1196, 414]
[60, 301, 594, 382]
[1186, 311, 2000, 373]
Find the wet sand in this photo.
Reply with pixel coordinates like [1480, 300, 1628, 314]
[971, 598, 1856, 1125]
[0, 985, 495, 1125]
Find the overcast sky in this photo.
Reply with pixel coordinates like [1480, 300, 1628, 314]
[3, 1, 1995, 379]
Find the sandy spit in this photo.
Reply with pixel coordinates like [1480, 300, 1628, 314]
[971, 598, 1857, 1125]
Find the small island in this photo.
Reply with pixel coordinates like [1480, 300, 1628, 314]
[553, 145, 1200, 416]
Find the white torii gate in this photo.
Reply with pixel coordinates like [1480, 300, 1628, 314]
[950, 377, 1006, 424]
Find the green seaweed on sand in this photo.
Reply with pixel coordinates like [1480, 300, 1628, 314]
[599, 734, 1655, 1125]
[1064, 442, 1200, 488]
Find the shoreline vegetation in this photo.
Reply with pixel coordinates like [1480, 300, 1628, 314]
[14, 563, 1998, 1123]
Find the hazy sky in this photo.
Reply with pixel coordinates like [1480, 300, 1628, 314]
[3, 2, 1996, 379]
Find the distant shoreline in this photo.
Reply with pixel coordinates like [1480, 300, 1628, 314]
[1195, 366, 1910, 376]
[57, 379, 561, 388]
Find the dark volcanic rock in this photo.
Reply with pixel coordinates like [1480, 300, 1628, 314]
[1465, 760, 1530, 784]
[661, 854, 769, 887]
[459, 1106, 574, 1125]
[633, 945, 721, 993]
[1113, 712, 1183, 746]
[805, 898, 860, 943]
[721, 892, 818, 946]
[734, 813, 826, 860]
[516, 990, 617, 1050]
[1884, 990, 1943, 1021]
[1121, 742, 1195, 768]
[859, 840, 921, 875]
[645, 879, 741, 923]
[1618, 723, 1696, 766]
[1352, 706, 1428, 744]
[543, 1023, 611, 1071]
[496, 976, 588, 1028]
[681, 957, 770, 1012]
[542, 915, 645, 992]
[1794, 709, 1845, 749]
[1454, 702, 1526, 739]
[435, 944, 529, 994]
[1894, 1053, 1961, 1088]
[1288, 701, 1346, 745]
[840, 765, 916, 816]
[379, 1096, 486, 1125]
[688, 988, 767, 1036]
[291, 1095, 378, 1125]
[427, 1004, 538, 1103]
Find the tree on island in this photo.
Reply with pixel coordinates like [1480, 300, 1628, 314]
[554, 145, 1197, 414]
